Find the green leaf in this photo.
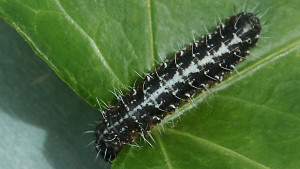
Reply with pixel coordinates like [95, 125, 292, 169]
[0, 18, 108, 168]
[0, 0, 300, 169]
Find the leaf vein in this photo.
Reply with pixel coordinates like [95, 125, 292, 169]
[156, 135, 173, 169]
[167, 129, 270, 169]
[147, 0, 155, 67]
[54, 0, 123, 84]
[218, 94, 300, 122]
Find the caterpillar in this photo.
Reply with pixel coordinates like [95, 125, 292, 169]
[94, 12, 261, 162]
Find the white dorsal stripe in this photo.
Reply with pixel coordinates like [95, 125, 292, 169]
[107, 29, 246, 131]
[128, 34, 242, 116]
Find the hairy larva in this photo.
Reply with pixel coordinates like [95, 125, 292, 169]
[94, 12, 261, 162]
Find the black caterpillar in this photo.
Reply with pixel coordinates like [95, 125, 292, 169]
[94, 12, 261, 162]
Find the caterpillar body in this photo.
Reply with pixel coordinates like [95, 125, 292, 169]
[94, 12, 261, 162]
